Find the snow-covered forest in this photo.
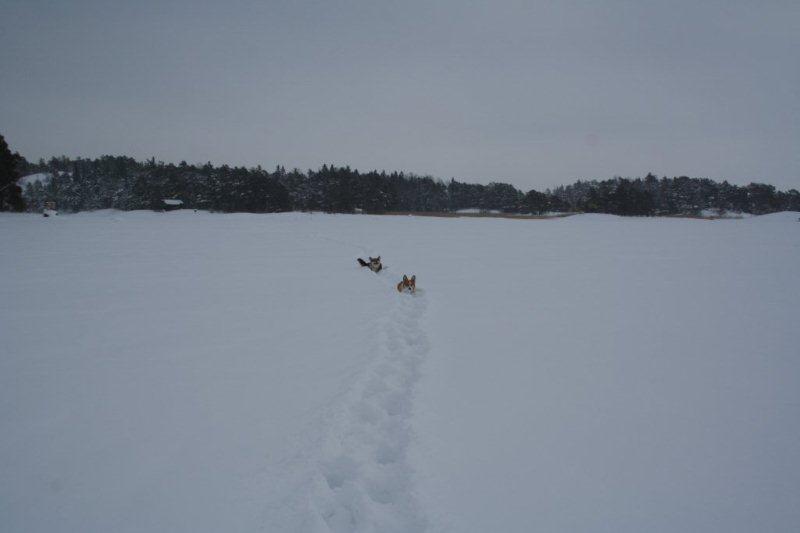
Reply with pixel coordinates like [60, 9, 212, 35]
[2, 130, 797, 217]
[12, 153, 800, 216]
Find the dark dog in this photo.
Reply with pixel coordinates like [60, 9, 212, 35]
[357, 256, 383, 273]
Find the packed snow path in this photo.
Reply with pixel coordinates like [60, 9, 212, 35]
[309, 286, 428, 532]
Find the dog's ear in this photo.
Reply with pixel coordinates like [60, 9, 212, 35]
[376, 256, 380, 261]
[411, 275, 415, 282]
[403, 275, 408, 282]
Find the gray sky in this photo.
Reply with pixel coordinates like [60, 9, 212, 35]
[2, 0, 798, 191]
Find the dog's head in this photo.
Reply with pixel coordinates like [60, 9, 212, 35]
[369, 256, 381, 267]
[399, 274, 416, 292]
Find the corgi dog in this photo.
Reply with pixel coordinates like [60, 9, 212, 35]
[397, 275, 416, 294]
[357, 256, 383, 273]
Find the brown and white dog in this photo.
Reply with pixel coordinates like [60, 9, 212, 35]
[397, 275, 416, 294]
[357, 256, 383, 273]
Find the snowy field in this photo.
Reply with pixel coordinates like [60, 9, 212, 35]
[1, 210, 799, 532]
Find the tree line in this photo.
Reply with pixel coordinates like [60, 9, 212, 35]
[3, 134, 799, 216]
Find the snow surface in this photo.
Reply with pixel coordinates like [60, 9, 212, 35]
[1, 210, 799, 532]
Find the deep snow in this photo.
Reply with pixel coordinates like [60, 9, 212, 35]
[1, 210, 798, 532]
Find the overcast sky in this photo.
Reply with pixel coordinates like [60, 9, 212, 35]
[1, 0, 798, 190]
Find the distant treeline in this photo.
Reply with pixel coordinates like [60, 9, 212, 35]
[10, 152, 800, 217]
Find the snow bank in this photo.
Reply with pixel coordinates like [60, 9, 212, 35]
[455, 208, 502, 214]
[700, 208, 753, 218]
[744, 210, 800, 223]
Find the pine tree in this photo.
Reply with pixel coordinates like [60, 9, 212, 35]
[0, 134, 25, 211]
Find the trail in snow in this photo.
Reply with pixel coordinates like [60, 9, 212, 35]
[306, 282, 429, 533]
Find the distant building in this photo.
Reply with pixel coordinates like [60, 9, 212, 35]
[162, 198, 183, 211]
[43, 201, 57, 217]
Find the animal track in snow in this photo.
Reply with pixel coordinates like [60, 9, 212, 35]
[309, 292, 428, 532]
